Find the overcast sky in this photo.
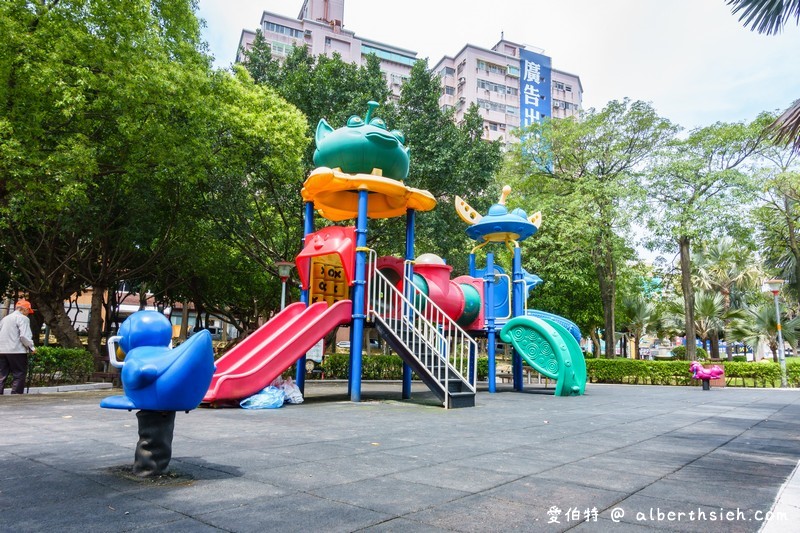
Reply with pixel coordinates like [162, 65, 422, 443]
[197, 0, 800, 130]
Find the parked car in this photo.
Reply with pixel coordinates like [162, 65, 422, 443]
[336, 340, 381, 350]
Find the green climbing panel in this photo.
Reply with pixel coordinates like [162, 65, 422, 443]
[499, 316, 587, 396]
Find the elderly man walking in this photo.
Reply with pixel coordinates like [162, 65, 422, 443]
[0, 299, 37, 394]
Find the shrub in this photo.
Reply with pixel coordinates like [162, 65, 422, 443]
[584, 358, 796, 388]
[28, 347, 94, 386]
[669, 346, 709, 361]
[732, 355, 747, 362]
[319, 353, 488, 381]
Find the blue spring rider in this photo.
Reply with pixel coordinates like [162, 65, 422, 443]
[101, 311, 215, 476]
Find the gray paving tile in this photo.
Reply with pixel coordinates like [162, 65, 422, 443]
[310, 476, 471, 514]
[198, 491, 391, 533]
[1, 384, 798, 532]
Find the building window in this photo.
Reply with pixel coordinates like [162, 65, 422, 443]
[439, 66, 455, 77]
[441, 104, 454, 112]
[477, 60, 506, 76]
[457, 59, 466, 74]
[477, 78, 517, 96]
[565, 85, 572, 92]
[264, 22, 303, 39]
[361, 45, 416, 67]
[271, 41, 294, 57]
[390, 73, 409, 86]
[444, 85, 455, 96]
[554, 81, 565, 91]
[488, 122, 499, 131]
[507, 65, 520, 77]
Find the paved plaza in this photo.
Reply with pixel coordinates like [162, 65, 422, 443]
[2, 382, 800, 532]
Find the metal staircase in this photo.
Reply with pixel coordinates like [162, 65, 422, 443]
[365, 252, 477, 408]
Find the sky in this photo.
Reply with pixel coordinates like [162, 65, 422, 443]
[196, 0, 800, 130]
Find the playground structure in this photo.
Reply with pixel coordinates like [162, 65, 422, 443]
[202, 101, 586, 408]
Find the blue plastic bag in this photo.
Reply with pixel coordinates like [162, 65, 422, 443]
[240, 386, 285, 409]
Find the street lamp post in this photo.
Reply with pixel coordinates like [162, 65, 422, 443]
[763, 279, 788, 388]
[276, 261, 295, 311]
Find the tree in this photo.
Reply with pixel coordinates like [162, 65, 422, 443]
[0, 1, 307, 360]
[1, 0, 211, 356]
[752, 139, 800, 303]
[242, 41, 390, 176]
[646, 117, 770, 360]
[732, 303, 800, 362]
[692, 236, 763, 359]
[509, 99, 677, 357]
[619, 295, 657, 360]
[727, 0, 800, 149]
[386, 61, 503, 268]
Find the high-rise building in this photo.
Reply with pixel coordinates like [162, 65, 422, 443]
[237, 0, 418, 99]
[237, 2, 583, 141]
[433, 39, 582, 145]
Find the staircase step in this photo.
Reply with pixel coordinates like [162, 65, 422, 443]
[448, 391, 475, 409]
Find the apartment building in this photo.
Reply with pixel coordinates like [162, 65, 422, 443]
[237, 0, 418, 99]
[433, 39, 582, 144]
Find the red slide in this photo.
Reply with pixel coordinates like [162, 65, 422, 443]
[203, 300, 352, 404]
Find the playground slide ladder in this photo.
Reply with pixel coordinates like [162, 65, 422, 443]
[365, 251, 477, 408]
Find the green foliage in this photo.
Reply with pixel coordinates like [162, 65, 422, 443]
[319, 353, 488, 381]
[27, 347, 94, 386]
[586, 359, 695, 385]
[645, 115, 771, 360]
[507, 99, 676, 354]
[585, 358, 799, 387]
[321, 353, 403, 380]
[670, 346, 709, 361]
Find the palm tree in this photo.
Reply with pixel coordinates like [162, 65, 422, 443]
[692, 237, 763, 358]
[620, 295, 657, 359]
[727, 0, 800, 150]
[693, 290, 749, 357]
[731, 303, 800, 362]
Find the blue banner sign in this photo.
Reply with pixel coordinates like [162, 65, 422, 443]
[519, 48, 552, 127]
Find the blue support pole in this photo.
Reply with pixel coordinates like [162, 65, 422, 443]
[469, 252, 476, 278]
[512, 244, 524, 391]
[295, 201, 315, 393]
[485, 251, 497, 393]
[349, 189, 369, 402]
[402, 209, 416, 399]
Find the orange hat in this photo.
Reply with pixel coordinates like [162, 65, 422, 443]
[16, 299, 34, 312]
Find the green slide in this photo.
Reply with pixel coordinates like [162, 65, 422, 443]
[499, 316, 587, 396]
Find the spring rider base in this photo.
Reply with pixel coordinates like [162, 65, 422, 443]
[133, 410, 176, 477]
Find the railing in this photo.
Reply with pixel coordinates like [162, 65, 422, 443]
[364, 250, 477, 401]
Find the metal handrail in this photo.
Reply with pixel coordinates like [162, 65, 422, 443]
[365, 251, 477, 404]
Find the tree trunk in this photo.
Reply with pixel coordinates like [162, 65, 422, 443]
[589, 329, 602, 358]
[179, 301, 189, 340]
[634, 334, 641, 360]
[35, 295, 83, 348]
[86, 287, 106, 363]
[679, 236, 697, 361]
[596, 249, 616, 358]
[710, 330, 720, 359]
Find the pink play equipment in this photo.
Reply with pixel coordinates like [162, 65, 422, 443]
[203, 226, 357, 405]
[690, 361, 724, 390]
[203, 300, 352, 404]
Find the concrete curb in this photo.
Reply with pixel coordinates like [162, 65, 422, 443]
[24, 382, 113, 394]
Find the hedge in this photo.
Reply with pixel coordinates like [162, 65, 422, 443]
[319, 354, 489, 381]
[313, 353, 800, 388]
[26, 347, 94, 386]
[585, 358, 800, 388]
